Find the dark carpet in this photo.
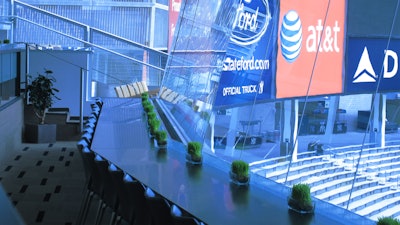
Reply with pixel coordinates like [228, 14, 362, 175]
[0, 141, 92, 225]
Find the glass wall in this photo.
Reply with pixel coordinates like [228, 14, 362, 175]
[17, 0, 168, 48]
[10, 0, 169, 96]
[160, 0, 238, 143]
[160, 0, 400, 221]
[0, 45, 21, 105]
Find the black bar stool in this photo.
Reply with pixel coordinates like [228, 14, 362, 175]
[93, 155, 120, 225]
[144, 187, 173, 225]
[170, 204, 206, 225]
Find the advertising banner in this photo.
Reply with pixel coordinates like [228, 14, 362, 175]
[345, 37, 400, 94]
[276, 0, 345, 99]
[168, 0, 181, 51]
[213, 0, 278, 108]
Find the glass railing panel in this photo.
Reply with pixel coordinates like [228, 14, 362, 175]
[15, 0, 167, 49]
[14, 2, 87, 43]
[14, 18, 85, 47]
[10, 0, 167, 97]
[90, 28, 168, 70]
[89, 45, 164, 97]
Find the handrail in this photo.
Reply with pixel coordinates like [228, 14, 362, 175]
[90, 27, 168, 56]
[14, 0, 168, 56]
[12, 0, 167, 72]
[14, 0, 88, 28]
[12, 16, 165, 72]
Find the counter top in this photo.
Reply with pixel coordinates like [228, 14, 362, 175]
[91, 98, 373, 225]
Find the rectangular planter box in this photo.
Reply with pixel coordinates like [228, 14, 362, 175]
[25, 124, 57, 143]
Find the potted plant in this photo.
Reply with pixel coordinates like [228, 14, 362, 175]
[25, 69, 60, 143]
[143, 101, 154, 114]
[141, 92, 149, 102]
[230, 160, 250, 185]
[186, 141, 202, 164]
[155, 130, 167, 149]
[147, 111, 156, 121]
[377, 216, 400, 225]
[288, 183, 315, 214]
[148, 118, 160, 137]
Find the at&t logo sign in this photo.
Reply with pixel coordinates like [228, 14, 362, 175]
[280, 10, 302, 62]
[280, 10, 342, 63]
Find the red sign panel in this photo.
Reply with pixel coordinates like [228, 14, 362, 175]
[276, 0, 345, 98]
[168, 0, 181, 51]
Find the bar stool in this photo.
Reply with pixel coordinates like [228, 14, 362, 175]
[170, 205, 206, 225]
[91, 102, 101, 111]
[81, 132, 93, 147]
[91, 110, 100, 119]
[82, 126, 94, 136]
[108, 167, 131, 225]
[117, 175, 151, 225]
[86, 117, 98, 131]
[95, 98, 103, 108]
[93, 155, 120, 225]
[144, 187, 173, 225]
[76, 146, 105, 225]
[84, 122, 96, 131]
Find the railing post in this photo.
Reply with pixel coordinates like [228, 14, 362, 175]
[84, 25, 91, 47]
[9, 0, 14, 42]
[80, 68, 85, 133]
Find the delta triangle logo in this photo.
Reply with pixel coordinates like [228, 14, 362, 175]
[353, 47, 377, 83]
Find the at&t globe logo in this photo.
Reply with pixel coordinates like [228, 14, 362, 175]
[280, 10, 302, 63]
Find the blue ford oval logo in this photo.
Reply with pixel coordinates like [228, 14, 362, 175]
[280, 10, 302, 63]
[231, 0, 271, 46]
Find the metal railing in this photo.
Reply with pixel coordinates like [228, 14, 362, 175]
[7, 0, 168, 96]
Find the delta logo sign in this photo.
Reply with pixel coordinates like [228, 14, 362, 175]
[214, 0, 278, 108]
[276, 0, 345, 99]
[345, 37, 400, 94]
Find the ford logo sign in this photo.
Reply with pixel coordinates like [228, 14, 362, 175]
[231, 0, 271, 46]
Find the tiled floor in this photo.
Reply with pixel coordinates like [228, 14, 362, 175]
[0, 141, 89, 225]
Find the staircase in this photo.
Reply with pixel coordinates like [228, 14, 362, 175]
[24, 105, 82, 142]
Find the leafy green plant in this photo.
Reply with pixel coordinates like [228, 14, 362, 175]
[377, 217, 400, 225]
[148, 118, 160, 135]
[28, 69, 60, 124]
[289, 183, 314, 212]
[147, 111, 156, 121]
[187, 141, 202, 162]
[143, 102, 154, 113]
[291, 183, 312, 204]
[155, 130, 167, 146]
[141, 92, 149, 102]
[231, 160, 249, 181]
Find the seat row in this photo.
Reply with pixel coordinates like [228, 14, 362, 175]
[76, 98, 205, 225]
[114, 81, 149, 98]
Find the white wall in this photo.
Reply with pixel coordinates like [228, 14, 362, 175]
[0, 99, 23, 160]
[28, 50, 91, 116]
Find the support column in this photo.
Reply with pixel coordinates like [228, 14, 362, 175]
[280, 99, 298, 161]
[380, 94, 387, 148]
[225, 107, 238, 156]
[209, 111, 215, 154]
[371, 94, 386, 148]
[322, 96, 339, 144]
